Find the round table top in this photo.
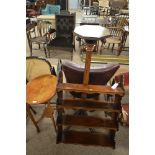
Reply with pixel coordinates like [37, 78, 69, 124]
[26, 74, 57, 104]
[74, 25, 109, 40]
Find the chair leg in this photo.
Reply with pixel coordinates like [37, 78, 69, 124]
[117, 43, 123, 56]
[38, 44, 40, 49]
[26, 104, 40, 132]
[112, 43, 115, 53]
[30, 43, 33, 56]
[100, 40, 106, 55]
[43, 44, 47, 58]
[47, 47, 50, 58]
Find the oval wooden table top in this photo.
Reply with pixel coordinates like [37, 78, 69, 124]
[26, 74, 57, 104]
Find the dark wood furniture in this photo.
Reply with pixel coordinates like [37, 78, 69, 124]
[56, 44, 124, 148]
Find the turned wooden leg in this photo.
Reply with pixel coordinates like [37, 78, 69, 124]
[26, 104, 40, 132]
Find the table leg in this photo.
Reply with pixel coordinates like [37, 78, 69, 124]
[26, 104, 40, 132]
[37, 102, 57, 133]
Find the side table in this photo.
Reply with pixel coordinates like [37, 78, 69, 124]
[26, 74, 57, 132]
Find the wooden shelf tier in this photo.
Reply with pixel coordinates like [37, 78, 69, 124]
[57, 83, 124, 96]
[58, 98, 121, 112]
[57, 130, 115, 148]
[57, 115, 118, 131]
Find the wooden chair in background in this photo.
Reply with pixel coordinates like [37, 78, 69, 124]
[26, 20, 55, 57]
[100, 27, 125, 55]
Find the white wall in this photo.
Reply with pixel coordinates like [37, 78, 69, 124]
[68, 0, 79, 9]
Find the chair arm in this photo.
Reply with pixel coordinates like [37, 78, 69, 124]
[43, 28, 56, 42]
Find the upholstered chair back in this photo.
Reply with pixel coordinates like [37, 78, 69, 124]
[26, 57, 56, 81]
[62, 61, 120, 98]
[55, 13, 76, 38]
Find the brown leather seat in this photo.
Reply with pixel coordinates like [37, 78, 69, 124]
[61, 61, 120, 98]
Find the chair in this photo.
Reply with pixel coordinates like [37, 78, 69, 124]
[56, 60, 124, 148]
[26, 56, 57, 132]
[47, 13, 76, 59]
[26, 20, 55, 57]
[115, 14, 129, 27]
[100, 27, 125, 56]
[26, 56, 56, 81]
